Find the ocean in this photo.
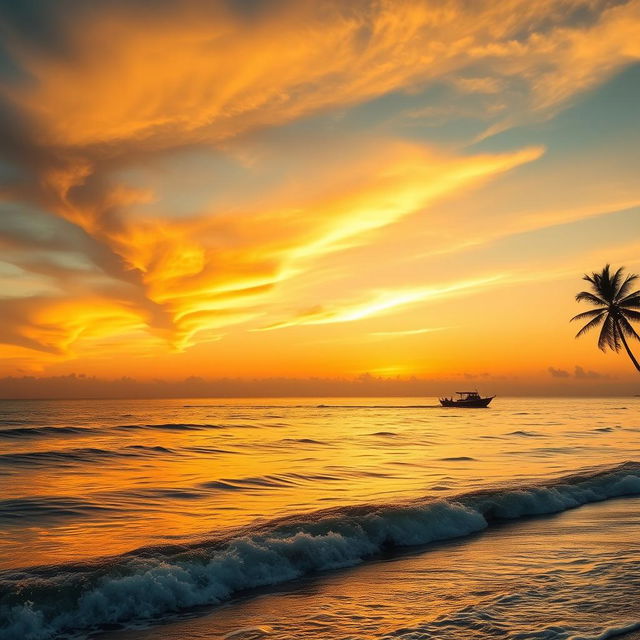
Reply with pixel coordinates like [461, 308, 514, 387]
[1, 396, 639, 640]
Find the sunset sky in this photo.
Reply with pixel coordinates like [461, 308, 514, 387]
[1, 0, 639, 395]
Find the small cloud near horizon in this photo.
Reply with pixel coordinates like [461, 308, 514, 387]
[548, 365, 611, 380]
[548, 367, 571, 378]
[574, 365, 610, 380]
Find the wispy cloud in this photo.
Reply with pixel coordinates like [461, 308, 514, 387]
[370, 327, 447, 337]
[6, 1, 638, 148]
[259, 276, 503, 331]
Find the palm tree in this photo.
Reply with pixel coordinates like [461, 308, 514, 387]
[571, 264, 640, 372]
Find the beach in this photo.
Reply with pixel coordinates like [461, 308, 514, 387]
[1, 397, 639, 639]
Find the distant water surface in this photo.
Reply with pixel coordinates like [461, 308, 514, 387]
[0, 396, 639, 639]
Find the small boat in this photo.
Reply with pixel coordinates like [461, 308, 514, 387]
[439, 391, 495, 408]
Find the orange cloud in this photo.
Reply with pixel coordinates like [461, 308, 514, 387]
[0, 296, 147, 355]
[5, 0, 638, 150]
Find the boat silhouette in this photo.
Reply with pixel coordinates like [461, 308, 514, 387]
[439, 391, 495, 408]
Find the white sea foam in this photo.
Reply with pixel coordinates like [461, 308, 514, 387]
[2, 462, 640, 640]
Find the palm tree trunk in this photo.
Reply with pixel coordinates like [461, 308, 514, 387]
[616, 320, 640, 372]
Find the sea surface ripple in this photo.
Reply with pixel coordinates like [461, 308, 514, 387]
[0, 396, 638, 640]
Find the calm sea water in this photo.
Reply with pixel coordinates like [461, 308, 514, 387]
[1, 397, 639, 640]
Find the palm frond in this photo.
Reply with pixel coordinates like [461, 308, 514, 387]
[618, 316, 640, 341]
[615, 272, 639, 301]
[570, 308, 606, 323]
[574, 312, 606, 338]
[611, 319, 623, 352]
[575, 291, 607, 306]
[598, 314, 620, 352]
[608, 266, 625, 300]
[591, 271, 603, 295]
[621, 308, 640, 322]
[619, 293, 640, 308]
[592, 265, 609, 298]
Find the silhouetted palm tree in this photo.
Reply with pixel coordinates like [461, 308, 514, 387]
[571, 264, 640, 372]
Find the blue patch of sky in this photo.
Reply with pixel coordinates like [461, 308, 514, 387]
[0, 158, 26, 183]
[257, 81, 489, 145]
[471, 64, 640, 157]
[0, 40, 27, 84]
[0, 203, 99, 280]
[0, 261, 22, 277]
[0, 203, 83, 246]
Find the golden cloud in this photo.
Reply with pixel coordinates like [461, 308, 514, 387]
[5, 0, 638, 150]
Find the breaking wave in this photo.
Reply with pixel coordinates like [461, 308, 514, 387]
[2, 462, 640, 640]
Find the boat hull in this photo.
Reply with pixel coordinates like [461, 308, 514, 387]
[439, 396, 494, 408]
